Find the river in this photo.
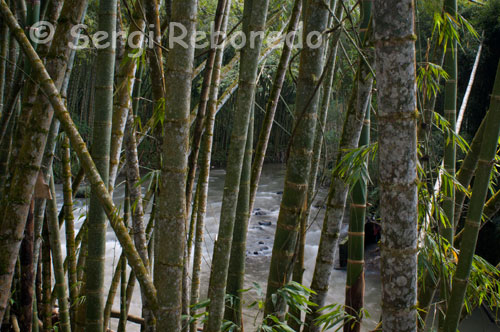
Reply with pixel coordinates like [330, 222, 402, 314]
[54, 164, 497, 331]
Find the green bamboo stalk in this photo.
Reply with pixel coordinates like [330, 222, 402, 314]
[144, 0, 165, 103]
[0, 15, 7, 115]
[155, 0, 197, 330]
[117, 254, 128, 332]
[248, 0, 302, 213]
[225, 100, 254, 328]
[85, 0, 117, 330]
[289, 2, 341, 329]
[124, 106, 154, 331]
[47, 175, 71, 332]
[108, 0, 145, 194]
[441, 0, 458, 244]
[62, 135, 77, 324]
[185, 0, 228, 212]
[291, 0, 342, 303]
[189, 4, 231, 332]
[19, 200, 35, 332]
[74, 230, 88, 332]
[204, 0, 270, 330]
[104, 184, 130, 331]
[0, 2, 157, 315]
[41, 223, 52, 332]
[443, 59, 500, 332]
[453, 114, 486, 224]
[374, 0, 418, 330]
[344, 2, 372, 331]
[305, 69, 368, 332]
[265, 0, 329, 319]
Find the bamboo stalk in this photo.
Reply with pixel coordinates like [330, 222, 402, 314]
[204, 0, 270, 330]
[248, 0, 303, 214]
[189, 4, 231, 332]
[155, 0, 197, 330]
[443, 59, 500, 332]
[265, 0, 329, 320]
[374, 0, 418, 330]
[47, 176, 71, 332]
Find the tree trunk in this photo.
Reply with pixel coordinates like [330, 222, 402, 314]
[47, 176, 71, 332]
[124, 107, 154, 331]
[265, 0, 329, 319]
[374, 0, 418, 330]
[248, 0, 302, 213]
[108, 0, 146, 194]
[19, 200, 35, 332]
[442, 59, 500, 332]
[304, 69, 369, 332]
[155, 0, 198, 330]
[203, 0, 270, 330]
[85, 0, 117, 330]
[345, 3, 372, 331]
[225, 102, 254, 329]
[441, 0, 458, 244]
[189, 3, 231, 331]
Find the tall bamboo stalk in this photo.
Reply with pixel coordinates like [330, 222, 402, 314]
[443, 59, 500, 332]
[189, 3, 231, 332]
[0, 16, 7, 115]
[155, 0, 198, 330]
[124, 106, 155, 331]
[204, 0, 270, 330]
[61, 136, 77, 319]
[85, 1, 117, 330]
[225, 102, 254, 328]
[47, 176, 71, 332]
[441, 0, 458, 244]
[108, 0, 145, 194]
[248, 0, 302, 213]
[265, 0, 329, 319]
[292, 0, 342, 297]
[19, 200, 35, 332]
[344, 2, 372, 331]
[185, 0, 227, 212]
[374, 0, 418, 330]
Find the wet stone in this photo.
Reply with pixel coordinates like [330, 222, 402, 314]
[258, 221, 272, 226]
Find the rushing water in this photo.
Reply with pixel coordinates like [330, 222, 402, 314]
[54, 164, 500, 331]
[55, 164, 382, 331]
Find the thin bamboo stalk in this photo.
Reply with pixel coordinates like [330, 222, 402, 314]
[47, 176, 71, 332]
[189, 4, 231, 332]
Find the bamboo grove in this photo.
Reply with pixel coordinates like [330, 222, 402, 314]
[0, 0, 499, 331]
